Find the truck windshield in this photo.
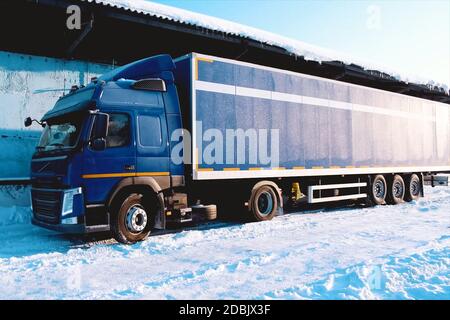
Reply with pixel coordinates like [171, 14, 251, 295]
[37, 115, 83, 151]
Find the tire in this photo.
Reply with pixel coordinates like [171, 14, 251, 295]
[386, 174, 405, 205]
[404, 174, 421, 202]
[111, 193, 153, 244]
[192, 204, 217, 221]
[370, 175, 387, 205]
[249, 185, 278, 221]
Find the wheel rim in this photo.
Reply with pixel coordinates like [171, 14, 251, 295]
[393, 180, 404, 199]
[257, 191, 274, 216]
[373, 178, 386, 199]
[125, 204, 148, 233]
[410, 179, 420, 197]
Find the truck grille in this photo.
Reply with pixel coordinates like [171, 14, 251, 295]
[31, 188, 62, 224]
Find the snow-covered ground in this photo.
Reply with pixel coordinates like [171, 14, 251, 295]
[0, 186, 449, 300]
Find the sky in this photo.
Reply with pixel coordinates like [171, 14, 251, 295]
[151, 0, 450, 86]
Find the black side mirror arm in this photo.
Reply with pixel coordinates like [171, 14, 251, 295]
[24, 117, 46, 128]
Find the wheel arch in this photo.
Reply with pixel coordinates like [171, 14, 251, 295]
[107, 177, 166, 229]
[107, 177, 163, 208]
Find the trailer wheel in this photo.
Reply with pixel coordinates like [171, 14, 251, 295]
[250, 185, 278, 221]
[386, 174, 405, 205]
[404, 174, 421, 202]
[370, 175, 387, 205]
[111, 193, 153, 244]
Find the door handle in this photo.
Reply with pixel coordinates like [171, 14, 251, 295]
[124, 165, 135, 171]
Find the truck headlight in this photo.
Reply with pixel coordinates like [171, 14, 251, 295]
[62, 188, 82, 217]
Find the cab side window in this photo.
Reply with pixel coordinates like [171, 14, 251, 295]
[138, 115, 162, 147]
[106, 113, 130, 148]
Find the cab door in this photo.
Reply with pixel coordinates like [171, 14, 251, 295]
[82, 111, 136, 204]
[135, 107, 170, 179]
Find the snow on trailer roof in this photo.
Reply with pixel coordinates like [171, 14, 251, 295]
[82, 0, 449, 93]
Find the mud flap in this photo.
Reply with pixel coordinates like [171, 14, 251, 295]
[154, 192, 166, 230]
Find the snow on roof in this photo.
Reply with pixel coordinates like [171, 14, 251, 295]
[82, 0, 449, 92]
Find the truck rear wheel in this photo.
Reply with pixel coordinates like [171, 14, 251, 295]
[386, 174, 405, 205]
[404, 174, 421, 202]
[111, 193, 153, 244]
[370, 175, 387, 205]
[249, 185, 278, 221]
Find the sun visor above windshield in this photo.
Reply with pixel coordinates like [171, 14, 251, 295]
[99, 54, 175, 82]
[41, 88, 95, 121]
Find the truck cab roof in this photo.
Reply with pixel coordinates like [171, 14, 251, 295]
[41, 54, 176, 121]
[99, 54, 175, 82]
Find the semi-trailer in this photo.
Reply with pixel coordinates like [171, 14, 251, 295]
[27, 53, 450, 243]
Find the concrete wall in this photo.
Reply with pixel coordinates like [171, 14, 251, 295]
[0, 50, 114, 179]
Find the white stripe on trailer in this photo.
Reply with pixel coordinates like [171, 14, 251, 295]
[271, 91, 303, 105]
[195, 80, 435, 122]
[236, 86, 271, 99]
[195, 80, 235, 95]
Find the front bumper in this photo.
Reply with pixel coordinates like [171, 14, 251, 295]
[32, 217, 86, 233]
[31, 187, 110, 234]
[32, 217, 110, 234]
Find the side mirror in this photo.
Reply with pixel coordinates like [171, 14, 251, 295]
[90, 113, 109, 151]
[92, 113, 109, 140]
[91, 138, 107, 151]
[24, 117, 32, 127]
[24, 117, 46, 128]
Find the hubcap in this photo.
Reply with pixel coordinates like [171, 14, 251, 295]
[410, 180, 420, 196]
[257, 191, 274, 216]
[373, 179, 386, 199]
[393, 181, 404, 199]
[125, 205, 148, 233]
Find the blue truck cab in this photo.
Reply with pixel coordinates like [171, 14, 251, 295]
[30, 54, 188, 243]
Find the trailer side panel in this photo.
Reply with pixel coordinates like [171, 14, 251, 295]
[181, 54, 450, 180]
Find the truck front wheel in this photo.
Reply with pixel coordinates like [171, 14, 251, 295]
[249, 185, 278, 221]
[111, 193, 153, 244]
